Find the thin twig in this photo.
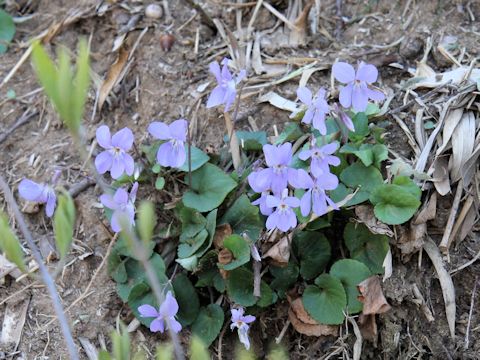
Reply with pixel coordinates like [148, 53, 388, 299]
[0, 176, 80, 360]
[439, 179, 463, 254]
[464, 277, 477, 350]
[0, 109, 39, 145]
[182, 0, 216, 31]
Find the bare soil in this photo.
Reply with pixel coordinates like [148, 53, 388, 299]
[1, 0, 479, 359]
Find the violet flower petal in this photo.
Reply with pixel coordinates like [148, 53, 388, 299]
[332, 62, 355, 83]
[111, 127, 134, 150]
[159, 291, 179, 318]
[138, 304, 159, 318]
[339, 83, 353, 109]
[356, 62, 378, 83]
[148, 122, 171, 140]
[150, 318, 165, 333]
[95, 151, 113, 174]
[18, 179, 44, 201]
[96, 125, 112, 149]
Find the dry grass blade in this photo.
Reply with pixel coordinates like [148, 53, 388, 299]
[423, 237, 456, 339]
[439, 179, 463, 253]
[347, 316, 363, 360]
[224, 112, 241, 170]
[98, 46, 129, 111]
[436, 108, 463, 156]
[432, 157, 451, 196]
[259, 91, 299, 112]
[451, 111, 475, 182]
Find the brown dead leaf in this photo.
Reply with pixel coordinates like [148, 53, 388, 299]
[358, 313, 377, 344]
[289, 1, 313, 46]
[288, 298, 338, 337]
[459, 203, 478, 242]
[98, 45, 130, 111]
[0, 298, 30, 350]
[357, 276, 391, 315]
[355, 205, 394, 237]
[451, 111, 475, 182]
[413, 192, 437, 225]
[213, 223, 232, 249]
[263, 233, 292, 266]
[432, 156, 451, 196]
[397, 223, 426, 258]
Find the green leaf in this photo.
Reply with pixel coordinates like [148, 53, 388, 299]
[292, 231, 331, 280]
[270, 263, 299, 298]
[178, 206, 206, 239]
[176, 255, 198, 271]
[274, 123, 303, 145]
[344, 223, 389, 273]
[0, 10, 15, 54]
[178, 146, 210, 172]
[236, 131, 268, 151]
[393, 176, 422, 199]
[330, 259, 371, 314]
[302, 274, 347, 325]
[31, 42, 60, 113]
[221, 234, 250, 270]
[137, 201, 156, 245]
[191, 305, 224, 347]
[112, 324, 130, 360]
[155, 177, 165, 190]
[155, 344, 173, 360]
[220, 194, 263, 240]
[172, 274, 200, 326]
[53, 191, 76, 259]
[372, 144, 388, 168]
[340, 161, 383, 205]
[370, 183, 421, 225]
[71, 39, 90, 133]
[190, 336, 211, 360]
[348, 112, 369, 141]
[178, 229, 208, 258]
[195, 209, 217, 257]
[0, 212, 26, 272]
[226, 267, 276, 307]
[340, 143, 374, 167]
[365, 103, 380, 116]
[98, 350, 112, 360]
[183, 163, 237, 212]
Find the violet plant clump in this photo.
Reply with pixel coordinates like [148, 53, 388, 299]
[100, 182, 138, 233]
[95, 125, 135, 179]
[148, 119, 188, 168]
[138, 291, 182, 333]
[18, 170, 61, 217]
[230, 307, 255, 350]
[206, 57, 246, 112]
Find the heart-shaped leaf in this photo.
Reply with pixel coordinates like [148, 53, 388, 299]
[191, 304, 224, 347]
[221, 234, 250, 270]
[183, 163, 237, 212]
[344, 223, 389, 274]
[340, 143, 374, 167]
[172, 274, 200, 326]
[302, 274, 347, 325]
[340, 161, 383, 205]
[178, 206, 206, 239]
[220, 194, 263, 240]
[292, 231, 331, 280]
[270, 263, 299, 298]
[178, 229, 208, 258]
[236, 131, 267, 151]
[330, 259, 371, 314]
[0, 10, 15, 54]
[226, 267, 276, 307]
[370, 179, 421, 225]
[178, 146, 210, 172]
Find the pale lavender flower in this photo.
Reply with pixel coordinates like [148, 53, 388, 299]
[248, 169, 272, 216]
[138, 291, 182, 334]
[206, 58, 246, 112]
[332, 62, 385, 112]
[266, 189, 300, 232]
[230, 307, 255, 350]
[332, 103, 355, 132]
[95, 126, 135, 179]
[293, 87, 330, 135]
[247, 143, 298, 195]
[300, 174, 339, 217]
[100, 182, 138, 233]
[299, 141, 341, 178]
[148, 119, 188, 168]
[18, 170, 60, 217]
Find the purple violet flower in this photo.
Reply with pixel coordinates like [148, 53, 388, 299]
[299, 141, 341, 178]
[248, 143, 298, 195]
[265, 189, 300, 232]
[148, 119, 188, 168]
[293, 86, 330, 135]
[332, 61, 385, 112]
[95, 126, 135, 179]
[206, 58, 246, 112]
[18, 171, 60, 217]
[230, 307, 256, 350]
[100, 182, 138, 233]
[300, 173, 339, 217]
[138, 291, 182, 334]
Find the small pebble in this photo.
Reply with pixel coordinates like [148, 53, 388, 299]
[145, 4, 163, 19]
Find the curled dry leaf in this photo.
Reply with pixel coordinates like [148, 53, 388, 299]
[288, 298, 338, 337]
[289, 1, 313, 46]
[355, 205, 394, 237]
[213, 223, 232, 249]
[357, 276, 391, 315]
[358, 313, 377, 344]
[98, 45, 130, 111]
[423, 237, 455, 338]
[0, 298, 30, 350]
[410, 66, 480, 89]
[397, 223, 426, 259]
[436, 108, 463, 156]
[451, 111, 475, 182]
[413, 192, 437, 225]
[263, 232, 292, 266]
[432, 156, 451, 196]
